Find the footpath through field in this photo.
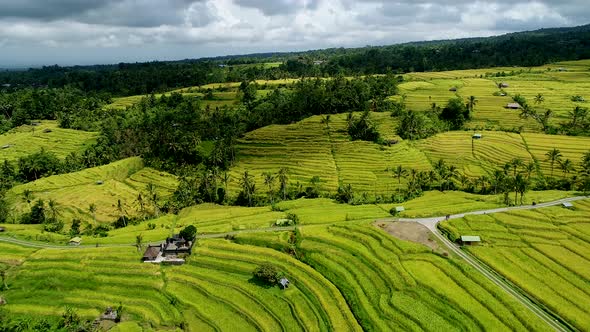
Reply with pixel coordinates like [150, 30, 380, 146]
[378, 195, 589, 332]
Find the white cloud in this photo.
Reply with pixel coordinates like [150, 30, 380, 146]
[0, 0, 586, 66]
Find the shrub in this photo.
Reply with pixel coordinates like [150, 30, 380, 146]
[180, 225, 197, 241]
[252, 263, 280, 285]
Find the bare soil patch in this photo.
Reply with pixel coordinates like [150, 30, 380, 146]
[375, 221, 442, 252]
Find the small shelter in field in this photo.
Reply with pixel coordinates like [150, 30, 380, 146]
[0, 227, 5, 232]
[562, 202, 574, 208]
[395, 206, 405, 213]
[505, 103, 521, 109]
[499, 82, 509, 88]
[279, 278, 290, 289]
[100, 307, 118, 321]
[449, 87, 457, 92]
[68, 237, 82, 246]
[460, 235, 481, 245]
[472, 133, 482, 139]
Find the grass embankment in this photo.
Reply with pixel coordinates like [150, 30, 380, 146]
[0, 120, 97, 162]
[440, 199, 590, 331]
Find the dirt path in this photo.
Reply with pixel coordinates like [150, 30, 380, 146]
[375, 221, 441, 252]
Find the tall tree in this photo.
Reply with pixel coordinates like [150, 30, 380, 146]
[545, 148, 563, 177]
[262, 172, 276, 204]
[392, 165, 408, 192]
[534, 93, 545, 105]
[467, 96, 478, 113]
[559, 158, 575, 178]
[239, 171, 256, 207]
[277, 168, 289, 200]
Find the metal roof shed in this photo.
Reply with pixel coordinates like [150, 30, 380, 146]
[460, 236, 481, 245]
[562, 202, 574, 208]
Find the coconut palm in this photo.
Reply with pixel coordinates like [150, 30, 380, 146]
[559, 158, 575, 178]
[117, 199, 127, 227]
[534, 93, 545, 105]
[47, 199, 60, 222]
[88, 203, 97, 223]
[146, 183, 160, 217]
[392, 165, 408, 192]
[524, 162, 536, 180]
[510, 158, 524, 177]
[467, 96, 478, 113]
[320, 114, 331, 130]
[135, 233, 144, 252]
[262, 172, 276, 203]
[277, 168, 289, 200]
[22, 189, 33, 209]
[545, 148, 563, 177]
[239, 171, 256, 207]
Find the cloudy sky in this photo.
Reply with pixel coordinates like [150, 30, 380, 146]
[0, 0, 587, 67]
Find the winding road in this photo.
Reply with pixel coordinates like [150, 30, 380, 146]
[2, 195, 587, 331]
[378, 195, 588, 332]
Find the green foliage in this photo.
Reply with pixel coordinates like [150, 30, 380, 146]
[180, 225, 197, 241]
[346, 111, 381, 142]
[440, 97, 470, 129]
[252, 263, 281, 285]
[396, 110, 443, 140]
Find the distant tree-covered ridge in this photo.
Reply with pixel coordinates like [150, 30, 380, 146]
[1, 24, 589, 95]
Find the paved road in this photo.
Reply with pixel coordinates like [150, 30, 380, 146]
[378, 195, 589, 332]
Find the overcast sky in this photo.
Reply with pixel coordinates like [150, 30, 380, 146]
[0, 0, 587, 67]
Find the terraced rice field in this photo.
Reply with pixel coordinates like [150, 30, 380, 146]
[5, 157, 178, 224]
[292, 223, 549, 331]
[167, 239, 361, 332]
[439, 199, 590, 331]
[1, 247, 182, 328]
[0, 121, 97, 162]
[523, 133, 590, 177]
[229, 112, 432, 195]
[415, 130, 534, 177]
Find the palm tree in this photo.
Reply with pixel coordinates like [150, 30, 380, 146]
[510, 158, 524, 177]
[277, 168, 289, 200]
[239, 171, 256, 207]
[47, 199, 60, 221]
[146, 183, 160, 217]
[117, 199, 127, 227]
[458, 174, 470, 190]
[22, 189, 33, 209]
[262, 172, 276, 203]
[392, 165, 408, 192]
[534, 93, 545, 105]
[513, 174, 528, 205]
[88, 203, 97, 223]
[221, 171, 231, 192]
[135, 233, 144, 252]
[546, 148, 563, 177]
[320, 114, 331, 131]
[467, 96, 478, 113]
[427, 170, 438, 190]
[568, 106, 588, 128]
[0, 269, 7, 290]
[524, 162, 536, 180]
[559, 158, 575, 178]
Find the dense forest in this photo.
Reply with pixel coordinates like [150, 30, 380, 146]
[1, 24, 589, 96]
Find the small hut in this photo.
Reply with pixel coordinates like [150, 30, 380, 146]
[279, 278, 290, 289]
[68, 237, 82, 246]
[100, 307, 118, 321]
[472, 133, 482, 139]
[562, 202, 574, 208]
[499, 82, 509, 88]
[505, 103, 521, 109]
[460, 235, 481, 246]
[449, 87, 457, 92]
[0, 227, 5, 232]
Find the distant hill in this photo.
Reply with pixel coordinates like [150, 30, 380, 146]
[1, 23, 589, 95]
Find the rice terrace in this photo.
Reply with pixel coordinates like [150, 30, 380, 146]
[2, 9, 590, 332]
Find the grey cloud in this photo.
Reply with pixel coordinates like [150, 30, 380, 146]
[233, 0, 319, 15]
